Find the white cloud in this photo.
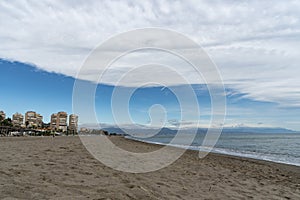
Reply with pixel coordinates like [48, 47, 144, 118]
[1, 0, 300, 107]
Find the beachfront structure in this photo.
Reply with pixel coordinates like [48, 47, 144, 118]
[57, 112, 68, 132]
[36, 113, 43, 127]
[50, 113, 57, 130]
[12, 112, 24, 127]
[50, 112, 68, 132]
[25, 111, 43, 128]
[0, 110, 6, 121]
[68, 114, 78, 133]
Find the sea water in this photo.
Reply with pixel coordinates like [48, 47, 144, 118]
[128, 132, 300, 166]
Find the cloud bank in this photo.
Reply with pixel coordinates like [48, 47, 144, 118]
[1, 0, 300, 107]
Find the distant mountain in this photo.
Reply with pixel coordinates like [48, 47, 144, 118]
[82, 124, 297, 135]
[221, 127, 297, 134]
[102, 127, 125, 134]
[102, 127, 178, 136]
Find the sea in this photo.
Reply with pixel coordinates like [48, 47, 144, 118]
[127, 132, 300, 166]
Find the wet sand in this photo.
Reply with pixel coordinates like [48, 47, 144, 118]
[0, 136, 299, 199]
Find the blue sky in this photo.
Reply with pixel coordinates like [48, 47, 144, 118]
[1, 59, 300, 131]
[0, 1, 300, 130]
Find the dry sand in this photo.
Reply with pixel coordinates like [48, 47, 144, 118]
[0, 136, 299, 199]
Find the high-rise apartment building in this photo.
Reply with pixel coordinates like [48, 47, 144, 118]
[25, 111, 43, 127]
[25, 111, 36, 127]
[50, 113, 57, 130]
[36, 113, 43, 127]
[12, 112, 24, 127]
[57, 111, 68, 132]
[68, 114, 78, 133]
[0, 110, 5, 121]
[50, 111, 68, 132]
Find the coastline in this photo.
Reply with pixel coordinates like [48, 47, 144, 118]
[125, 136, 300, 167]
[1, 136, 299, 199]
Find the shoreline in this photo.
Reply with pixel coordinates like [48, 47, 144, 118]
[1, 136, 300, 199]
[124, 136, 300, 168]
[121, 136, 300, 173]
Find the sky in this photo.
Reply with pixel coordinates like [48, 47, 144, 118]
[0, 1, 300, 130]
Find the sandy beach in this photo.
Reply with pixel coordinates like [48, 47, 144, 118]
[0, 136, 299, 199]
